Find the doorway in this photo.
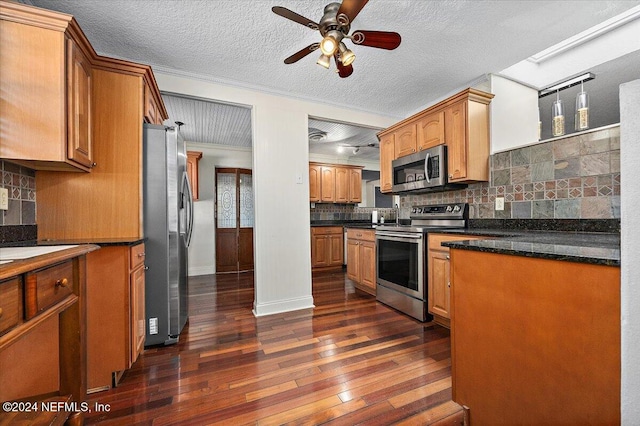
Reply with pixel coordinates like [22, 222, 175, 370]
[215, 168, 254, 273]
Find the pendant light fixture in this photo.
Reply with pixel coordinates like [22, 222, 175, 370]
[552, 90, 565, 137]
[575, 80, 590, 131]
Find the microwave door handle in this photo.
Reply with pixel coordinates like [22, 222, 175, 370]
[424, 152, 432, 183]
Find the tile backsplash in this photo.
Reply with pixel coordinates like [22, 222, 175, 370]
[1, 160, 36, 225]
[310, 205, 397, 223]
[400, 125, 620, 220]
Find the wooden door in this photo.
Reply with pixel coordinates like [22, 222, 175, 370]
[309, 164, 321, 202]
[346, 239, 360, 282]
[329, 234, 344, 266]
[379, 134, 395, 193]
[311, 233, 329, 268]
[348, 168, 362, 203]
[417, 110, 445, 151]
[335, 167, 349, 203]
[215, 168, 254, 273]
[445, 101, 468, 182]
[394, 123, 417, 158]
[321, 166, 335, 202]
[429, 250, 451, 319]
[67, 38, 93, 168]
[360, 240, 376, 291]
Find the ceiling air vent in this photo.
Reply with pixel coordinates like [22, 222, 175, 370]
[308, 128, 328, 143]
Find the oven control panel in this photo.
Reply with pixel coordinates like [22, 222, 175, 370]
[410, 203, 467, 219]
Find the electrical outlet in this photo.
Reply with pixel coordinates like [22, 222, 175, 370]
[0, 188, 8, 210]
[495, 196, 505, 211]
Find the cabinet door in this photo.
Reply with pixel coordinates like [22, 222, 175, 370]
[346, 240, 360, 282]
[348, 168, 362, 203]
[321, 167, 336, 202]
[144, 83, 158, 124]
[335, 167, 349, 203]
[309, 165, 322, 202]
[445, 101, 468, 182]
[329, 234, 344, 266]
[187, 151, 202, 201]
[311, 234, 329, 267]
[394, 123, 417, 158]
[417, 110, 445, 151]
[379, 134, 395, 193]
[429, 250, 451, 319]
[359, 240, 377, 292]
[67, 38, 93, 169]
[130, 265, 145, 366]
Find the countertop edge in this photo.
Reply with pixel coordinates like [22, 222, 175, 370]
[0, 244, 100, 280]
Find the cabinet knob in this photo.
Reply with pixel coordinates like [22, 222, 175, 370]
[446, 255, 450, 260]
[448, 282, 451, 288]
[144, 266, 149, 270]
[138, 252, 146, 258]
[448, 174, 453, 179]
[91, 162, 97, 168]
[55, 278, 69, 288]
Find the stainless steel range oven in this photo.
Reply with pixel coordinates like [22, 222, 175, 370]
[375, 203, 468, 321]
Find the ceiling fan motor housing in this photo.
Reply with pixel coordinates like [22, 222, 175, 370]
[319, 3, 350, 38]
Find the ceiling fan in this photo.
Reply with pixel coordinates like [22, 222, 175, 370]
[272, 0, 401, 78]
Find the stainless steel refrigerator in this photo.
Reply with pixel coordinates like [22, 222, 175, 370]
[143, 123, 194, 346]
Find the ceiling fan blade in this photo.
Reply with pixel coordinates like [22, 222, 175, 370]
[272, 6, 319, 30]
[351, 30, 401, 50]
[334, 54, 353, 78]
[336, 0, 369, 26]
[284, 43, 320, 64]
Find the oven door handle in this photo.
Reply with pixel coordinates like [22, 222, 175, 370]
[376, 232, 423, 240]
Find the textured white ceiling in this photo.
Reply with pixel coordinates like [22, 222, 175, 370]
[29, 0, 639, 118]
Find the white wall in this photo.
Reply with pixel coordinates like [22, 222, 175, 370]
[156, 71, 395, 317]
[489, 75, 540, 153]
[186, 143, 252, 276]
[620, 79, 640, 425]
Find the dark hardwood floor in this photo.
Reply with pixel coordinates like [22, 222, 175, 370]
[85, 270, 464, 425]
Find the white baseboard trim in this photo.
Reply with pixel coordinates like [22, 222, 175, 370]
[188, 266, 215, 276]
[252, 296, 315, 317]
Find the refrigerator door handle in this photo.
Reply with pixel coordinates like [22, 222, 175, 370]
[182, 171, 194, 247]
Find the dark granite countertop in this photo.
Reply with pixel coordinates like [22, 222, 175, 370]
[439, 229, 620, 266]
[311, 221, 378, 229]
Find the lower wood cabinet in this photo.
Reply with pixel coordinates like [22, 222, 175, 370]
[346, 228, 376, 295]
[86, 242, 145, 392]
[311, 227, 343, 271]
[427, 233, 483, 328]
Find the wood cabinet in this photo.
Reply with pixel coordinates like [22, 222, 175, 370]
[346, 229, 376, 295]
[144, 81, 163, 125]
[394, 123, 418, 158]
[0, 245, 98, 419]
[187, 151, 203, 201]
[36, 55, 167, 241]
[379, 134, 396, 193]
[309, 163, 363, 203]
[377, 88, 493, 192]
[0, 2, 95, 172]
[450, 249, 620, 425]
[311, 227, 343, 271]
[87, 243, 146, 391]
[445, 97, 490, 182]
[417, 110, 445, 151]
[427, 233, 484, 328]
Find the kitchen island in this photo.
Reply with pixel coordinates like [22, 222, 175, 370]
[441, 230, 620, 425]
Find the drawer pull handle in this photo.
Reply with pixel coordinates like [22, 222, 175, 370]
[144, 266, 149, 270]
[55, 278, 69, 288]
[446, 255, 450, 260]
[138, 252, 146, 258]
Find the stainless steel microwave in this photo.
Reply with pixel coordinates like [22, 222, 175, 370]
[391, 145, 467, 193]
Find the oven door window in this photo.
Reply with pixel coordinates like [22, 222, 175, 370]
[377, 238, 420, 292]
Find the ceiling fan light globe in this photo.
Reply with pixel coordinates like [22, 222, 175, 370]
[320, 35, 338, 56]
[316, 53, 331, 69]
[341, 49, 355, 66]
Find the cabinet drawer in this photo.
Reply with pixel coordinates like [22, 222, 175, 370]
[347, 228, 375, 242]
[312, 226, 343, 236]
[25, 261, 74, 320]
[0, 277, 22, 335]
[130, 243, 146, 270]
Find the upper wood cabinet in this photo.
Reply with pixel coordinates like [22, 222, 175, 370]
[144, 82, 164, 125]
[309, 162, 363, 204]
[394, 123, 417, 158]
[379, 134, 395, 193]
[417, 110, 445, 151]
[36, 54, 167, 240]
[309, 164, 322, 202]
[0, 2, 95, 172]
[187, 151, 202, 201]
[378, 88, 493, 191]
